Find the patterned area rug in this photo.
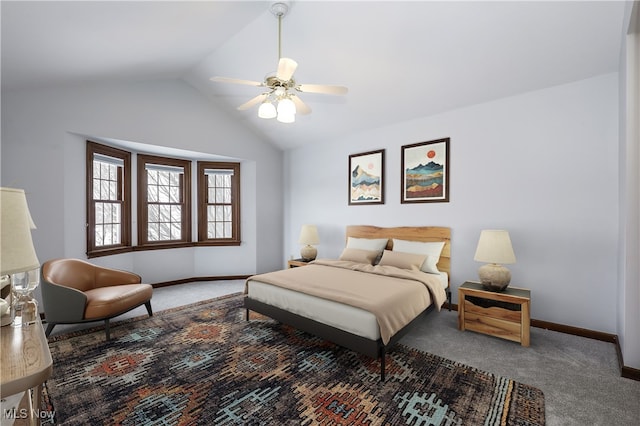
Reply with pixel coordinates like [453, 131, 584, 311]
[45, 293, 545, 425]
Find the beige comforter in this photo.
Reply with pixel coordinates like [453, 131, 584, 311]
[246, 259, 447, 345]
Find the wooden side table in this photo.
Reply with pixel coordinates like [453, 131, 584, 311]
[287, 258, 311, 268]
[458, 281, 530, 347]
[1, 319, 54, 424]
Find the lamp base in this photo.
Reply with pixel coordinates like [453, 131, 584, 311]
[300, 245, 317, 261]
[478, 263, 511, 292]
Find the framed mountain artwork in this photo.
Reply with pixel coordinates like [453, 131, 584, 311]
[401, 138, 450, 203]
[349, 149, 385, 205]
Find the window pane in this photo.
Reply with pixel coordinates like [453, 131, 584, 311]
[208, 188, 215, 202]
[93, 180, 101, 199]
[171, 223, 181, 240]
[158, 171, 169, 187]
[171, 205, 181, 222]
[223, 188, 231, 203]
[112, 224, 120, 245]
[100, 163, 110, 180]
[158, 185, 169, 203]
[109, 181, 117, 200]
[159, 204, 170, 222]
[148, 170, 158, 185]
[224, 205, 232, 221]
[159, 222, 170, 240]
[148, 223, 159, 241]
[95, 203, 104, 224]
[224, 222, 232, 238]
[215, 188, 224, 203]
[169, 186, 180, 203]
[113, 203, 121, 224]
[207, 222, 215, 239]
[207, 206, 215, 221]
[169, 172, 180, 187]
[103, 224, 112, 245]
[215, 206, 224, 221]
[95, 226, 104, 246]
[100, 181, 109, 200]
[148, 205, 159, 222]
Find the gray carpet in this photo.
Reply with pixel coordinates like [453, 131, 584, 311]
[48, 280, 640, 425]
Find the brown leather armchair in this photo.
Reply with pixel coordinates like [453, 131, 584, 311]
[41, 259, 153, 340]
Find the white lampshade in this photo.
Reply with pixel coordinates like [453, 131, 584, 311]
[277, 112, 295, 123]
[298, 225, 319, 245]
[474, 230, 516, 264]
[1, 188, 39, 276]
[258, 101, 277, 119]
[277, 97, 296, 116]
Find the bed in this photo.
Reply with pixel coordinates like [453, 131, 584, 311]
[244, 225, 451, 381]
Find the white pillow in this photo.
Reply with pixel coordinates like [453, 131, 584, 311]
[392, 239, 445, 274]
[346, 237, 388, 252]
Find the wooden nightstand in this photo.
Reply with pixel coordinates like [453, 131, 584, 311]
[458, 281, 530, 346]
[288, 258, 311, 268]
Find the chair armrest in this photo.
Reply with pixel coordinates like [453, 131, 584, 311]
[94, 265, 142, 288]
[40, 279, 87, 323]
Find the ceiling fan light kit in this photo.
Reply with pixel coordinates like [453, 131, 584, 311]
[211, 1, 347, 124]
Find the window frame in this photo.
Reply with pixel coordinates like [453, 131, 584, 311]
[137, 154, 192, 248]
[86, 141, 132, 258]
[197, 161, 241, 246]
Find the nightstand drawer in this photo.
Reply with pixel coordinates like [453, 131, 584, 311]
[464, 299, 522, 323]
[464, 312, 522, 343]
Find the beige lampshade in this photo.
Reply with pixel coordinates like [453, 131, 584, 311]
[1, 188, 39, 276]
[474, 230, 516, 264]
[298, 225, 319, 245]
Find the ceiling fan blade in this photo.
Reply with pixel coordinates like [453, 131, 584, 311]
[297, 84, 348, 95]
[211, 76, 263, 87]
[276, 57, 298, 81]
[237, 94, 268, 111]
[290, 95, 311, 115]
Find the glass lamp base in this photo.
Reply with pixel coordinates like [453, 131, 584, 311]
[12, 296, 39, 327]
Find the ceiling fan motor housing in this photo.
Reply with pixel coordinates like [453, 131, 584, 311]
[270, 2, 290, 18]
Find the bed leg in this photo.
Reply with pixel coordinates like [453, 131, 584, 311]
[380, 348, 386, 382]
[245, 308, 249, 321]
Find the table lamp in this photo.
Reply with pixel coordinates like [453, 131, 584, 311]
[298, 225, 319, 261]
[1, 187, 40, 326]
[473, 229, 516, 291]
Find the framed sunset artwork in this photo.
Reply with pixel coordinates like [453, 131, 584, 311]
[349, 149, 385, 205]
[401, 138, 450, 203]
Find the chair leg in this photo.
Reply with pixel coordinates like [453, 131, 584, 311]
[45, 323, 56, 337]
[144, 301, 153, 317]
[105, 318, 110, 341]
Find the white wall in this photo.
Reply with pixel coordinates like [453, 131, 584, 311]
[285, 73, 619, 334]
[1, 79, 284, 287]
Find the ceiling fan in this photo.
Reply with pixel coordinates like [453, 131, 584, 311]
[210, 2, 348, 124]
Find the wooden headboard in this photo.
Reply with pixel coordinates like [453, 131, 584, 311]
[346, 225, 451, 279]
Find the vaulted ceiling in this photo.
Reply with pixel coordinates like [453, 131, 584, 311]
[1, 1, 627, 150]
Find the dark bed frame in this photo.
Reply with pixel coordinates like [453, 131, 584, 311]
[244, 225, 451, 382]
[245, 297, 435, 381]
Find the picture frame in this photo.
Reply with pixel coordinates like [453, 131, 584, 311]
[349, 149, 385, 205]
[401, 138, 450, 203]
